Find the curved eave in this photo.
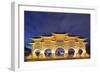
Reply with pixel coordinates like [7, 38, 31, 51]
[52, 33, 68, 36]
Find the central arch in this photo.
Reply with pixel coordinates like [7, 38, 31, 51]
[55, 48, 65, 56]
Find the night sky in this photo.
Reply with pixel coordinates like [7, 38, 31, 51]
[24, 11, 90, 49]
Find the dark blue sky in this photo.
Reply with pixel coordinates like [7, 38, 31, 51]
[24, 11, 90, 49]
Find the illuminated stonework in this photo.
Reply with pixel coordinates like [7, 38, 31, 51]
[26, 33, 90, 61]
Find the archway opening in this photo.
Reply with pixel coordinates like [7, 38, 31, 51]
[44, 49, 52, 57]
[34, 49, 41, 56]
[78, 49, 83, 55]
[68, 48, 75, 56]
[55, 48, 65, 56]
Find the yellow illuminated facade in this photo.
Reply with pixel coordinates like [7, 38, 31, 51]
[26, 33, 89, 61]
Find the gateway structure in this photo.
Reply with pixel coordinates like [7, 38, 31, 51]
[26, 33, 89, 61]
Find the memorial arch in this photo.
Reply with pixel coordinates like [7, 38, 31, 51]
[26, 33, 89, 61]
